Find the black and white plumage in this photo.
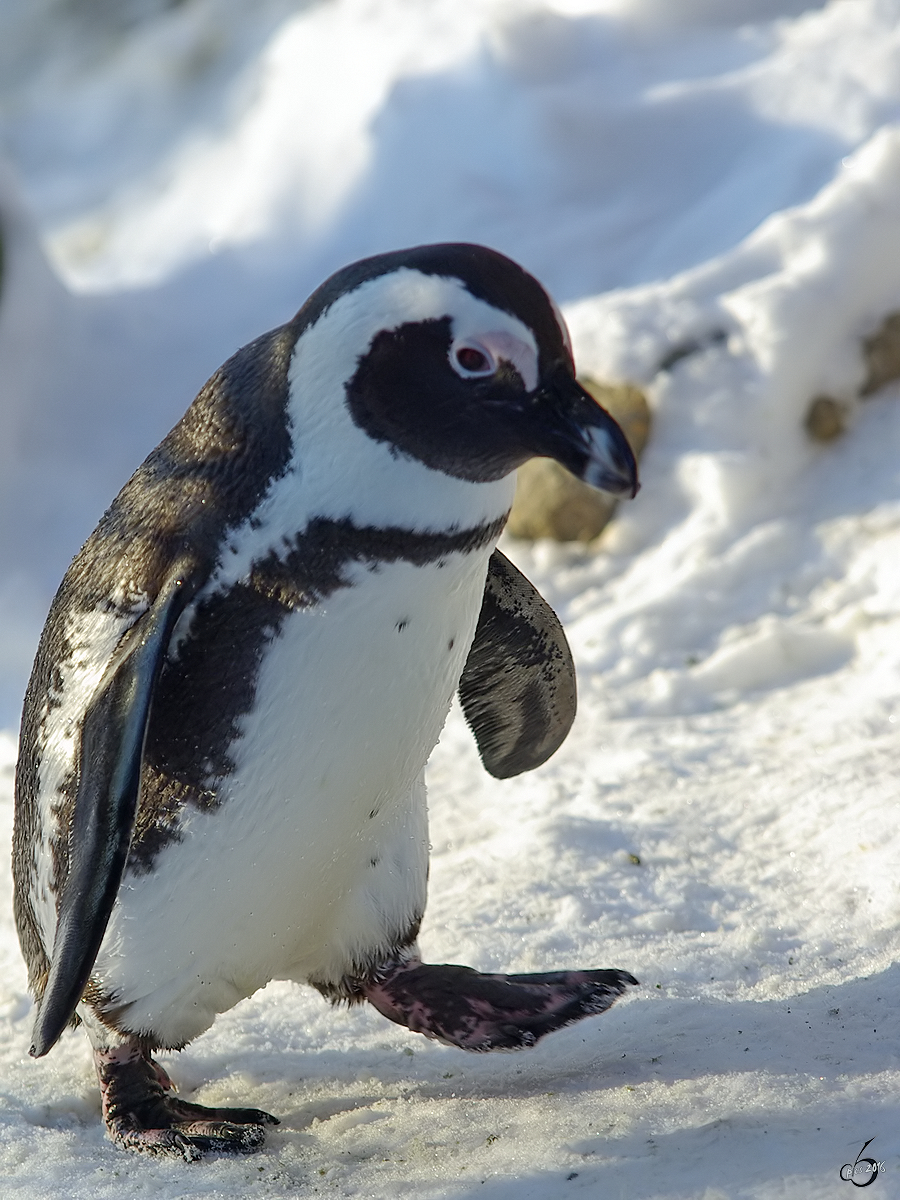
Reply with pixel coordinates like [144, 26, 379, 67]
[13, 243, 639, 1159]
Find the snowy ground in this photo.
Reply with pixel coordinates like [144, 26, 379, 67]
[2, 1, 900, 1196]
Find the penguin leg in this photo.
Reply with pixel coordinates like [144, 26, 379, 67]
[362, 952, 638, 1051]
[94, 1041, 278, 1161]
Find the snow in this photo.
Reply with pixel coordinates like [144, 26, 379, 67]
[2, 0, 900, 1194]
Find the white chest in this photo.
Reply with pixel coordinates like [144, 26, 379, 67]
[230, 546, 490, 826]
[94, 545, 495, 1041]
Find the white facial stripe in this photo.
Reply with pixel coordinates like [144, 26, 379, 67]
[209, 269, 521, 590]
[343, 268, 539, 354]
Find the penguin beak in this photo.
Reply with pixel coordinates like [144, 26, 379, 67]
[527, 366, 640, 498]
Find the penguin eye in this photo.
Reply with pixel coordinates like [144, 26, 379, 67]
[456, 347, 491, 372]
[451, 340, 497, 379]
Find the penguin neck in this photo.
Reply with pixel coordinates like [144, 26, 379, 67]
[208, 315, 515, 592]
[281, 364, 516, 536]
[274, 279, 521, 533]
[279, 271, 520, 536]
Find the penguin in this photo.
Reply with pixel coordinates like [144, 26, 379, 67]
[13, 243, 640, 1161]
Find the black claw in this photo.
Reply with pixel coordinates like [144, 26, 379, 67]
[173, 1132, 202, 1163]
[177, 1124, 268, 1156]
[96, 1048, 277, 1158]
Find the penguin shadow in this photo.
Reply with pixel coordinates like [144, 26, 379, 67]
[186, 959, 900, 1103]
[220, 963, 898, 1196]
[589, 961, 900, 1089]
[279, 1092, 387, 1133]
[385, 961, 899, 1098]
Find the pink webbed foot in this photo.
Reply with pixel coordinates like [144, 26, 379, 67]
[95, 1044, 278, 1161]
[364, 957, 638, 1051]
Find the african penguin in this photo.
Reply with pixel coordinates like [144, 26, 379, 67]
[14, 243, 640, 1160]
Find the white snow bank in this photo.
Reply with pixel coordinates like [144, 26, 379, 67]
[14, 0, 900, 298]
[2, 1, 900, 1197]
[561, 123, 900, 717]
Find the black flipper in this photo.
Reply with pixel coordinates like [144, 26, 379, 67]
[458, 549, 576, 779]
[30, 559, 199, 1058]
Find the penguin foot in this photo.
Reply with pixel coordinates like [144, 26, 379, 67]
[363, 957, 638, 1051]
[95, 1045, 278, 1160]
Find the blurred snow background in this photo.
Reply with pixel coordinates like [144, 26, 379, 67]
[2, 1, 900, 1196]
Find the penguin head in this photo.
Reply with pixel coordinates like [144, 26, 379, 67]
[292, 244, 638, 495]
